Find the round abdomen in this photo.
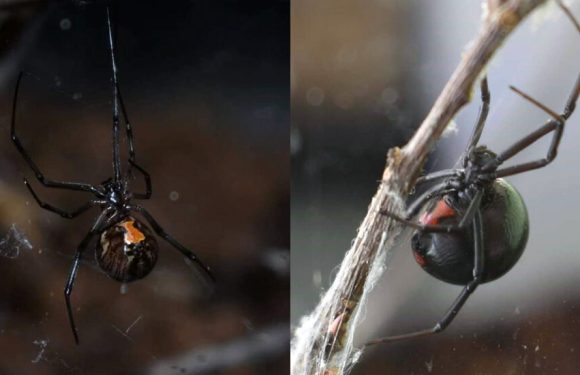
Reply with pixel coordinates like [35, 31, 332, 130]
[96, 216, 158, 283]
[412, 179, 529, 285]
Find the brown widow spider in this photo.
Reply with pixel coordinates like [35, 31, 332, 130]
[10, 8, 215, 345]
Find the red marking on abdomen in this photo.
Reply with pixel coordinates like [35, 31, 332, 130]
[420, 199, 456, 225]
[120, 220, 145, 244]
[413, 251, 427, 267]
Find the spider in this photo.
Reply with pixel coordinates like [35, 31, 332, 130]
[367, 77, 580, 344]
[10, 8, 215, 345]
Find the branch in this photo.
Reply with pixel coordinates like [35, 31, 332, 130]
[291, 0, 548, 374]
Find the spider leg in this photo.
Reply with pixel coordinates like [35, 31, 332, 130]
[24, 178, 103, 218]
[64, 208, 112, 345]
[412, 79, 487, 185]
[412, 79, 487, 189]
[116, 85, 152, 199]
[406, 181, 456, 219]
[415, 169, 461, 185]
[106, 7, 151, 199]
[556, 0, 580, 34]
[494, 74, 580, 178]
[365, 210, 484, 346]
[382, 190, 483, 233]
[129, 205, 216, 284]
[128, 161, 152, 200]
[462, 76, 490, 167]
[107, 7, 122, 183]
[11, 72, 102, 196]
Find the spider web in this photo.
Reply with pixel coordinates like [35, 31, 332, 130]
[291, 189, 405, 375]
[0, 224, 33, 259]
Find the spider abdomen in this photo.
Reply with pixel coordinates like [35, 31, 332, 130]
[412, 178, 529, 285]
[96, 216, 158, 283]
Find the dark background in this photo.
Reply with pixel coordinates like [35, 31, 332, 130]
[0, 0, 289, 374]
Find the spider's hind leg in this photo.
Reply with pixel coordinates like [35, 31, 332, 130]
[64, 208, 112, 345]
[366, 210, 484, 346]
[129, 205, 215, 285]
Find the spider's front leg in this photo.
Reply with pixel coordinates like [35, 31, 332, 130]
[107, 9, 151, 200]
[495, 74, 579, 178]
[116, 84, 152, 200]
[11, 72, 102, 196]
[23, 178, 101, 219]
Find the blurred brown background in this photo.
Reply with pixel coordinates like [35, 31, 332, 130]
[292, 1, 580, 374]
[0, 1, 289, 374]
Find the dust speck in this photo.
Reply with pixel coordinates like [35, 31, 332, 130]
[60, 18, 72, 30]
[425, 356, 434, 373]
[306, 87, 325, 106]
[31, 339, 48, 363]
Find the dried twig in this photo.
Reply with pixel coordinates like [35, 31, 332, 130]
[291, 0, 549, 374]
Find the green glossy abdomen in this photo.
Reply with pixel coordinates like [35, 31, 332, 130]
[415, 178, 529, 285]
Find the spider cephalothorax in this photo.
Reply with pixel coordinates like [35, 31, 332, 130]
[442, 146, 500, 208]
[102, 179, 131, 208]
[465, 146, 499, 178]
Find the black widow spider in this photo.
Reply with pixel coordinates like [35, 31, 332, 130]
[366, 17, 580, 346]
[10, 8, 215, 345]
[366, 74, 580, 346]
